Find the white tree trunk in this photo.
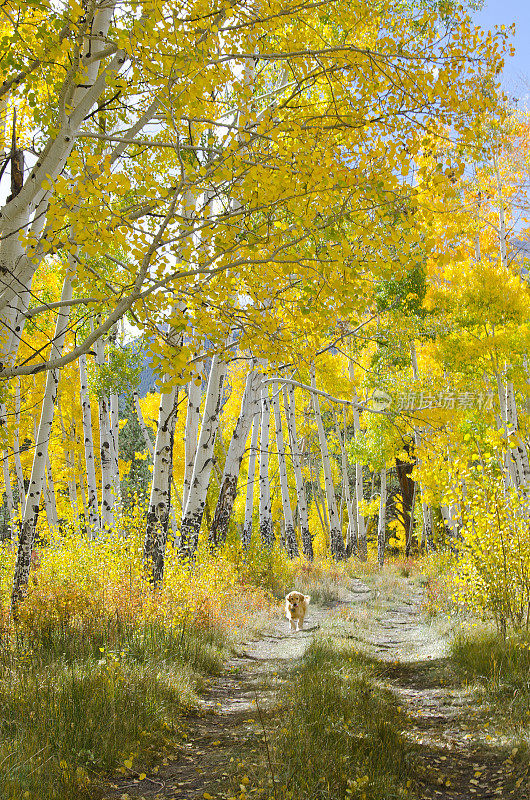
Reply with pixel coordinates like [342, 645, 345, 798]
[144, 384, 179, 585]
[66, 450, 80, 529]
[180, 352, 227, 555]
[349, 363, 366, 560]
[283, 385, 312, 560]
[258, 383, 273, 549]
[110, 391, 121, 511]
[272, 382, 298, 558]
[13, 380, 26, 513]
[94, 334, 115, 531]
[242, 409, 260, 549]
[310, 370, 346, 559]
[0, 403, 14, 537]
[79, 353, 100, 534]
[12, 271, 73, 606]
[44, 456, 59, 531]
[377, 467, 387, 567]
[0, 0, 119, 331]
[334, 407, 356, 557]
[410, 342, 434, 550]
[58, 400, 79, 529]
[182, 364, 203, 510]
[210, 368, 261, 547]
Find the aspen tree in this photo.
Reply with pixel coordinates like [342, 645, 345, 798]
[243, 409, 260, 549]
[144, 382, 179, 585]
[284, 385, 313, 560]
[13, 381, 26, 514]
[180, 352, 228, 555]
[79, 353, 100, 534]
[12, 270, 74, 606]
[94, 333, 116, 531]
[349, 363, 367, 560]
[310, 370, 346, 559]
[258, 383, 273, 549]
[182, 368, 202, 511]
[333, 408, 356, 557]
[272, 382, 298, 558]
[410, 341, 434, 549]
[0, 403, 14, 537]
[210, 368, 261, 547]
[44, 457, 59, 531]
[0, 0, 504, 390]
[493, 160, 530, 493]
[377, 467, 387, 568]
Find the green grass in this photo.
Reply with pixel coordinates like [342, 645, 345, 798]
[0, 619, 228, 800]
[451, 628, 530, 728]
[250, 637, 412, 800]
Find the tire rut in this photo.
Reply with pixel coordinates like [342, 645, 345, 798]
[102, 580, 371, 799]
[103, 576, 530, 800]
[361, 582, 530, 800]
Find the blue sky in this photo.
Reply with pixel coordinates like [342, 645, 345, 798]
[473, 0, 530, 100]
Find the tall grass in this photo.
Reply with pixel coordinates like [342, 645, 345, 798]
[451, 628, 530, 728]
[251, 637, 412, 800]
[0, 617, 226, 800]
[0, 530, 278, 800]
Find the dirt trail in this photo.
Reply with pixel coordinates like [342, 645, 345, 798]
[351, 580, 530, 800]
[104, 577, 529, 800]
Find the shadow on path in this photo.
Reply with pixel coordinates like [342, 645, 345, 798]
[103, 576, 529, 800]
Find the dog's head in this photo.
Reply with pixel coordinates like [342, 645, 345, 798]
[286, 591, 310, 609]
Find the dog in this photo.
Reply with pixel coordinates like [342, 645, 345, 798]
[285, 591, 310, 631]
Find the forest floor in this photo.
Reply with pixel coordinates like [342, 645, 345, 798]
[102, 572, 530, 800]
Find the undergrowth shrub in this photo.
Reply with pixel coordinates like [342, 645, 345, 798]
[418, 550, 459, 617]
[0, 530, 276, 800]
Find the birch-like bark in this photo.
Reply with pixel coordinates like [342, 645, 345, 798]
[258, 383, 273, 549]
[44, 456, 59, 531]
[377, 467, 387, 567]
[66, 449, 80, 529]
[180, 352, 227, 556]
[242, 409, 260, 548]
[272, 383, 298, 558]
[12, 270, 73, 606]
[58, 401, 79, 529]
[349, 363, 366, 560]
[144, 384, 179, 585]
[310, 371, 346, 559]
[1, 403, 14, 537]
[77, 450, 88, 525]
[13, 380, 26, 513]
[0, 0, 119, 354]
[182, 365, 202, 510]
[410, 342, 434, 550]
[334, 407, 356, 557]
[134, 390, 182, 533]
[283, 385, 312, 560]
[79, 353, 100, 534]
[210, 369, 261, 548]
[94, 334, 115, 531]
[110, 390, 121, 510]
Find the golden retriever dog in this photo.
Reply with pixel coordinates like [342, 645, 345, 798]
[285, 591, 310, 631]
